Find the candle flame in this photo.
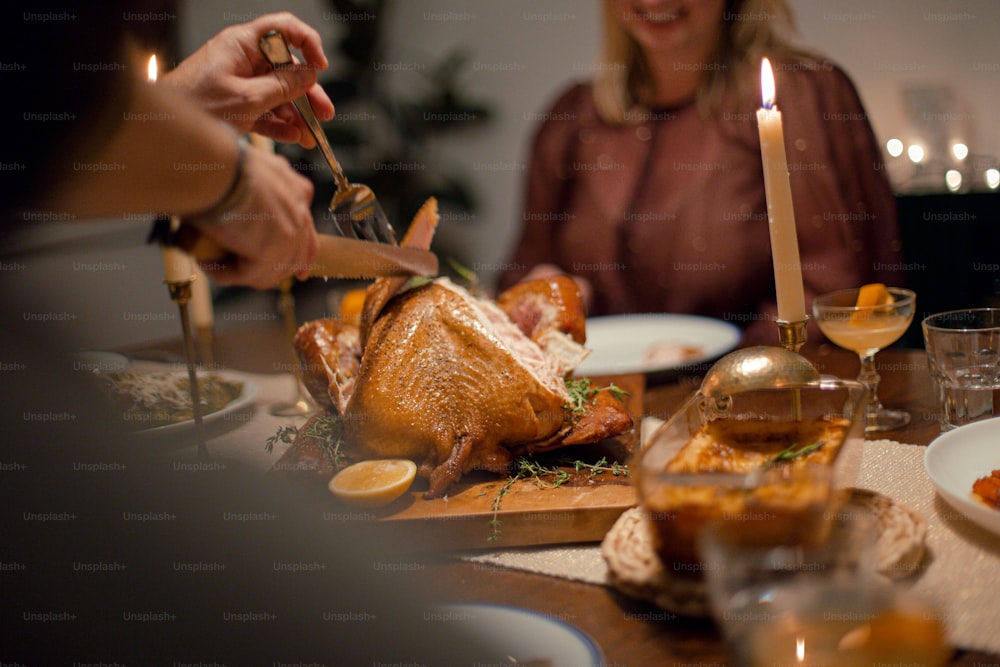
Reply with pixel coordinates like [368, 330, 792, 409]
[795, 636, 805, 663]
[760, 57, 776, 109]
[147, 54, 158, 83]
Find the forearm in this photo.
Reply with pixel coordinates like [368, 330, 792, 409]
[45, 66, 239, 219]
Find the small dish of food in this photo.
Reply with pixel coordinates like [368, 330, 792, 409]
[97, 370, 257, 435]
[635, 350, 868, 575]
[924, 417, 1000, 536]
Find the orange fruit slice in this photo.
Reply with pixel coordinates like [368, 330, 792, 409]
[850, 283, 894, 326]
[338, 288, 368, 327]
[328, 459, 417, 508]
[855, 283, 894, 308]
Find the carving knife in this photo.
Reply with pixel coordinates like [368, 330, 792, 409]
[173, 226, 438, 280]
[305, 233, 437, 279]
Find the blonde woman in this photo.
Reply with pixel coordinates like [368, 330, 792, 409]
[500, 0, 902, 345]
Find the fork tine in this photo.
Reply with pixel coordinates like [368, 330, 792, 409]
[331, 200, 366, 240]
[352, 214, 381, 243]
[328, 207, 354, 238]
[354, 200, 397, 245]
[346, 186, 397, 245]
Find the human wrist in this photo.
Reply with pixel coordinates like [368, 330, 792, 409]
[187, 136, 250, 224]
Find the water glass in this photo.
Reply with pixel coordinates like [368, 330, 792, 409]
[922, 308, 1000, 431]
[700, 502, 877, 666]
[700, 502, 948, 666]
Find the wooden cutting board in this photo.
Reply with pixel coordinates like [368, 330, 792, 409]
[324, 374, 645, 551]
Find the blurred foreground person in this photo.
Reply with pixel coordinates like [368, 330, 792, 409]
[2, 5, 485, 663]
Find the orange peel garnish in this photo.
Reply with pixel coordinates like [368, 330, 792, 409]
[850, 283, 894, 326]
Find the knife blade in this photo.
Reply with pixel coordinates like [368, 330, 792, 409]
[176, 227, 438, 280]
[307, 234, 438, 279]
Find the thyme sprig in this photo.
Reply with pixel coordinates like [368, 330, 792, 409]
[573, 456, 629, 478]
[564, 378, 629, 415]
[488, 456, 630, 541]
[303, 413, 348, 471]
[265, 425, 298, 454]
[265, 413, 348, 471]
[766, 441, 824, 467]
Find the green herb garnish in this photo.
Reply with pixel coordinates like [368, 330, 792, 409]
[767, 441, 824, 466]
[573, 456, 629, 478]
[446, 257, 480, 294]
[564, 378, 629, 415]
[265, 424, 298, 454]
[303, 412, 348, 471]
[265, 413, 348, 471]
[488, 456, 629, 541]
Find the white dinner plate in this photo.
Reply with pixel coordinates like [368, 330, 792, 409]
[430, 603, 603, 666]
[924, 418, 1000, 536]
[122, 370, 259, 437]
[574, 313, 741, 377]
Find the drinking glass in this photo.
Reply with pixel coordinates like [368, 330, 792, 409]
[922, 308, 1000, 431]
[812, 287, 916, 432]
[700, 500, 948, 667]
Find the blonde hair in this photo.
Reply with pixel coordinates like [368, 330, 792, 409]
[594, 0, 808, 123]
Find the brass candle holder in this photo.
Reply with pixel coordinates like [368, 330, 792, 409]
[195, 325, 214, 368]
[776, 317, 809, 353]
[269, 277, 316, 417]
[165, 277, 210, 458]
[776, 317, 810, 419]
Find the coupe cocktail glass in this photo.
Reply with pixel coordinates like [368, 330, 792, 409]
[812, 287, 916, 432]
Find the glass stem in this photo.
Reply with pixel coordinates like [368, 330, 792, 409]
[857, 353, 883, 426]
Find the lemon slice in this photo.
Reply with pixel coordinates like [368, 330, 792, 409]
[850, 283, 894, 326]
[328, 459, 417, 507]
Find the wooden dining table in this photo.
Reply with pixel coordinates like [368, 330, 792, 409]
[126, 325, 997, 666]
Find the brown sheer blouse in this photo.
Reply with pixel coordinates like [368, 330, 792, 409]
[499, 62, 904, 345]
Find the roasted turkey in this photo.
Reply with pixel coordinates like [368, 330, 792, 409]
[278, 199, 634, 498]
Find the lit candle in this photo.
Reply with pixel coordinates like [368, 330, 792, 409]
[756, 58, 806, 323]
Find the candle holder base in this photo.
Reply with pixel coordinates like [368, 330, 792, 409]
[776, 317, 809, 353]
[166, 280, 193, 305]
